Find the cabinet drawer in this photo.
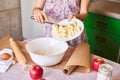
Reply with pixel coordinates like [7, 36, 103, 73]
[86, 27, 120, 49]
[84, 12, 120, 36]
[88, 40, 119, 62]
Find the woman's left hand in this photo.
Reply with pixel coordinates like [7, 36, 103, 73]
[68, 12, 88, 21]
[68, 15, 76, 21]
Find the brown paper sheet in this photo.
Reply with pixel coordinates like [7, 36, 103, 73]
[0, 35, 91, 73]
[63, 42, 91, 74]
[0, 35, 11, 50]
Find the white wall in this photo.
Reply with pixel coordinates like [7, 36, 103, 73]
[20, 0, 44, 39]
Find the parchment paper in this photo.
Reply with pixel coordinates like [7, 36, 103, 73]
[63, 42, 91, 74]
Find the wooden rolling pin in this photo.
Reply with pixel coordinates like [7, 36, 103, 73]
[9, 38, 27, 69]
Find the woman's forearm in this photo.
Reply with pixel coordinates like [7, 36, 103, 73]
[75, 0, 90, 20]
[80, 0, 90, 14]
[34, 0, 46, 10]
[33, 0, 49, 23]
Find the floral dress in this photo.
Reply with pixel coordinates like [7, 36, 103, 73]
[43, 0, 87, 47]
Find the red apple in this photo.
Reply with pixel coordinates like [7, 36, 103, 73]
[92, 57, 105, 72]
[29, 64, 43, 80]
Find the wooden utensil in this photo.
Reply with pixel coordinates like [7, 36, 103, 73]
[9, 38, 27, 69]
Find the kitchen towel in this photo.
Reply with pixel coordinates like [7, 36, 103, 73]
[0, 48, 15, 73]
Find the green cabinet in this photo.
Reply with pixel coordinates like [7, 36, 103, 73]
[86, 27, 120, 49]
[84, 12, 120, 63]
[84, 12, 120, 36]
[88, 40, 119, 62]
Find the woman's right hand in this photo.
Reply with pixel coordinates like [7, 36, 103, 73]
[33, 8, 49, 23]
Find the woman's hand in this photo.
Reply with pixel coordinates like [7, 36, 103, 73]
[68, 12, 88, 21]
[33, 8, 49, 23]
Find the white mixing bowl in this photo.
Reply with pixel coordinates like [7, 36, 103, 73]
[25, 37, 68, 66]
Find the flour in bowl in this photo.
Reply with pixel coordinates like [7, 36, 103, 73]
[34, 47, 61, 56]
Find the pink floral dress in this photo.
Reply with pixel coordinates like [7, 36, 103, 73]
[43, 0, 87, 47]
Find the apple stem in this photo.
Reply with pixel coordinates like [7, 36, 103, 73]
[37, 78, 46, 80]
[97, 57, 103, 62]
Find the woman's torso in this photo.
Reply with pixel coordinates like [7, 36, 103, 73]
[43, 0, 80, 37]
[44, 0, 80, 22]
[43, 0, 87, 47]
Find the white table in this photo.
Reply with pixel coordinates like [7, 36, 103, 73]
[0, 56, 120, 80]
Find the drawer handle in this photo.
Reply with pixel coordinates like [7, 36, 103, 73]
[95, 36, 106, 42]
[96, 21, 108, 28]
